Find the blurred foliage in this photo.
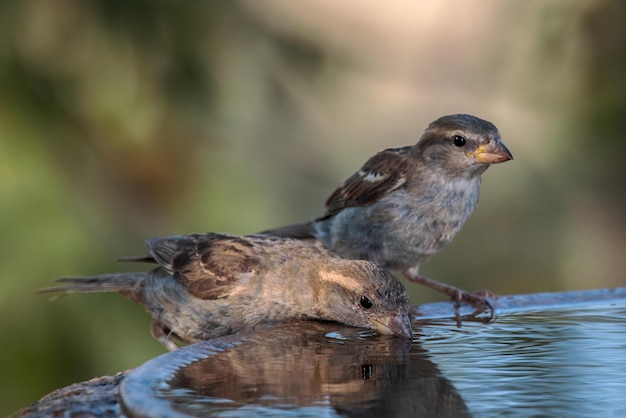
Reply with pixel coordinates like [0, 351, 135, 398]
[1, 0, 625, 414]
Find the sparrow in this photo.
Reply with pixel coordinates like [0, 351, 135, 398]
[39, 233, 413, 350]
[262, 114, 513, 312]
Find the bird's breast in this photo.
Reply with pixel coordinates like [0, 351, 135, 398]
[321, 178, 481, 270]
[408, 178, 479, 228]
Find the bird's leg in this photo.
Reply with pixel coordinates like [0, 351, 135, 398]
[403, 267, 496, 319]
[150, 321, 179, 351]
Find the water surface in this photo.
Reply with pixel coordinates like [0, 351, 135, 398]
[419, 301, 626, 417]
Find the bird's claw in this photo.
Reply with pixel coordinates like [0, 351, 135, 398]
[451, 289, 497, 322]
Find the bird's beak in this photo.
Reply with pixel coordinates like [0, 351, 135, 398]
[374, 311, 413, 338]
[470, 138, 513, 164]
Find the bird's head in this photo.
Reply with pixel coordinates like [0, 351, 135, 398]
[415, 114, 513, 178]
[315, 260, 413, 338]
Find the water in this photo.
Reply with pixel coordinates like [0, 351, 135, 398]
[120, 290, 626, 417]
[420, 302, 626, 417]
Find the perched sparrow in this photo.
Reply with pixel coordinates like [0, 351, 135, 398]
[40, 233, 412, 350]
[262, 114, 513, 311]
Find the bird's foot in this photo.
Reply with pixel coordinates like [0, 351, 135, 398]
[401, 270, 497, 322]
[151, 321, 180, 351]
[450, 289, 497, 321]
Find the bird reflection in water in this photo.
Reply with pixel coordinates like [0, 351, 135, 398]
[154, 321, 470, 417]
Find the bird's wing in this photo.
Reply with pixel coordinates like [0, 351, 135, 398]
[324, 146, 412, 216]
[145, 233, 261, 300]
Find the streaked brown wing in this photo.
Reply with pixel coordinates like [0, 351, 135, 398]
[324, 146, 412, 216]
[146, 233, 261, 300]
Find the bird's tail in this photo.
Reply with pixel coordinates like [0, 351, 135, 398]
[259, 221, 317, 239]
[38, 272, 148, 304]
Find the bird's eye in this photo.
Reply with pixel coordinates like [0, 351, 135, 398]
[452, 135, 467, 147]
[360, 296, 373, 309]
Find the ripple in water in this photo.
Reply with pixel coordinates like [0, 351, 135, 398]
[420, 300, 626, 417]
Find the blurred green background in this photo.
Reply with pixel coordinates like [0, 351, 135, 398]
[1, 0, 625, 414]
